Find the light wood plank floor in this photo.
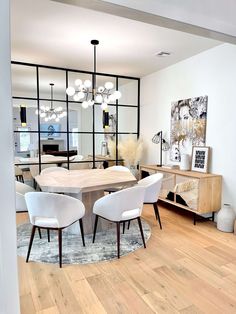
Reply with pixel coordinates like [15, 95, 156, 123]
[17, 204, 236, 314]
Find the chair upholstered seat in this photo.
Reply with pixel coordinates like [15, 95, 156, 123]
[121, 208, 140, 220]
[34, 216, 59, 228]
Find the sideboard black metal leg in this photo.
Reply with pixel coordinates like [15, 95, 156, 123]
[193, 213, 196, 225]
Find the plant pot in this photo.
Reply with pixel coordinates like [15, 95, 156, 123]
[217, 203, 236, 232]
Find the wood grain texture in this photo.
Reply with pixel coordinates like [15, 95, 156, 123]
[17, 203, 236, 314]
[140, 165, 222, 215]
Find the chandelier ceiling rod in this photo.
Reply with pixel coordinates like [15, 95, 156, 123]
[50, 83, 54, 110]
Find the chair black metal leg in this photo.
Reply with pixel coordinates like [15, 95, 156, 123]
[116, 222, 120, 259]
[58, 229, 62, 268]
[26, 225, 36, 262]
[47, 229, 50, 242]
[79, 218, 85, 247]
[122, 221, 125, 234]
[38, 227, 42, 239]
[137, 217, 146, 248]
[127, 221, 131, 230]
[153, 202, 162, 230]
[92, 215, 99, 243]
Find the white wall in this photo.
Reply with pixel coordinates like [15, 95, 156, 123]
[141, 43, 236, 207]
[0, 0, 20, 313]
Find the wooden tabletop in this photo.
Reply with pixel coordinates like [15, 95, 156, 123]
[35, 169, 137, 193]
[15, 156, 68, 165]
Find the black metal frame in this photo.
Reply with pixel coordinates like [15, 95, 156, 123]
[12, 61, 140, 170]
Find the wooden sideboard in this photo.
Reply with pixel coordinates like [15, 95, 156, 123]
[139, 165, 222, 224]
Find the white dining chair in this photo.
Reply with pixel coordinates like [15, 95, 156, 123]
[104, 165, 130, 193]
[25, 192, 86, 267]
[92, 185, 146, 258]
[15, 165, 24, 182]
[40, 166, 68, 175]
[15, 181, 35, 212]
[138, 173, 163, 229]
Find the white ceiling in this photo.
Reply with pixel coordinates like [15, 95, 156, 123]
[11, 0, 222, 78]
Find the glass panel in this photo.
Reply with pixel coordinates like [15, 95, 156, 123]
[159, 172, 175, 200]
[11, 64, 37, 98]
[39, 68, 66, 100]
[14, 131, 38, 158]
[38, 101, 67, 132]
[118, 78, 138, 106]
[68, 133, 93, 159]
[175, 175, 199, 210]
[95, 104, 116, 132]
[118, 106, 138, 133]
[117, 134, 138, 165]
[40, 132, 67, 155]
[68, 103, 93, 132]
[13, 99, 38, 131]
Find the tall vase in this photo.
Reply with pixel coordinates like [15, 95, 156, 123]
[180, 154, 190, 171]
[217, 203, 236, 232]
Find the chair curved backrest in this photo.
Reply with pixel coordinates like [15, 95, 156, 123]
[138, 173, 163, 203]
[25, 192, 85, 228]
[15, 181, 35, 212]
[41, 167, 68, 175]
[15, 165, 23, 176]
[106, 165, 130, 172]
[93, 186, 145, 221]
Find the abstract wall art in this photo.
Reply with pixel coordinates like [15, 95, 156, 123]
[170, 95, 208, 162]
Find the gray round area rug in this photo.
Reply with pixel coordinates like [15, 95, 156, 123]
[17, 219, 151, 265]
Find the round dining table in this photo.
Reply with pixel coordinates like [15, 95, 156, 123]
[35, 168, 137, 234]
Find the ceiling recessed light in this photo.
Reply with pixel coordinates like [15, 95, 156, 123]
[155, 51, 171, 57]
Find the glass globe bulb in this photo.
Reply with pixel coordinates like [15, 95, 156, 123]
[79, 84, 86, 92]
[95, 94, 103, 103]
[73, 94, 80, 101]
[66, 86, 75, 96]
[101, 102, 108, 110]
[77, 91, 85, 99]
[84, 80, 92, 88]
[51, 113, 56, 119]
[82, 101, 89, 109]
[55, 117, 60, 122]
[88, 100, 94, 106]
[113, 90, 122, 99]
[75, 79, 82, 87]
[98, 86, 105, 93]
[45, 106, 50, 111]
[40, 105, 45, 111]
[58, 106, 62, 111]
[105, 82, 114, 90]
[35, 109, 39, 115]
[40, 112, 46, 118]
[45, 117, 49, 122]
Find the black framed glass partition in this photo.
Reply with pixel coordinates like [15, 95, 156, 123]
[12, 61, 140, 173]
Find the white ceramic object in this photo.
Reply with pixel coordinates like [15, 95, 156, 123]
[217, 203, 236, 232]
[180, 154, 190, 171]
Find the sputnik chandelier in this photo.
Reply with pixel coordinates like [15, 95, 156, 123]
[66, 40, 121, 109]
[36, 83, 67, 122]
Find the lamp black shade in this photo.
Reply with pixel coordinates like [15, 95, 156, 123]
[103, 111, 109, 128]
[20, 106, 27, 126]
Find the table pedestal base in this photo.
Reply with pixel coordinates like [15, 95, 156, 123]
[66, 190, 113, 235]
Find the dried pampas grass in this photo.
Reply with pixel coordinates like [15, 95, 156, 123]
[119, 136, 143, 166]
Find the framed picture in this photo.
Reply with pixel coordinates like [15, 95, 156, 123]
[191, 146, 210, 173]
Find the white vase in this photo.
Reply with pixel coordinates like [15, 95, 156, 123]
[217, 203, 236, 232]
[180, 154, 190, 171]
